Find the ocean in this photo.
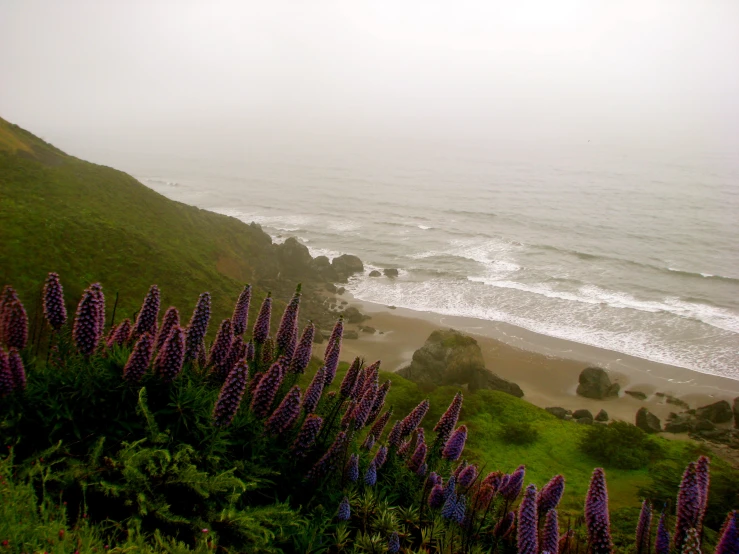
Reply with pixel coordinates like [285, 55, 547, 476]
[134, 141, 739, 380]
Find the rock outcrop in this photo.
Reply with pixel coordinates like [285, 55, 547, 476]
[545, 407, 569, 419]
[383, 268, 399, 277]
[369, 270, 381, 277]
[397, 329, 523, 398]
[576, 367, 620, 399]
[695, 400, 734, 424]
[624, 390, 647, 400]
[573, 409, 593, 420]
[331, 254, 364, 282]
[636, 407, 661, 434]
[595, 409, 609, 422]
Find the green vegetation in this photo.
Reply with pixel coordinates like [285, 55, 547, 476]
[579, 420, 663, 470]
[498, 421, 540, 446]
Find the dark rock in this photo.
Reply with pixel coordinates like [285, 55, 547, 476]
[636, 407, 661, 434]
[337, 287, 345, 295]
[342, 306, 368, 324]
[545, 407, 568, 419]
[734, 398, 739, 429]
[695, 429, 733, 443]
[325, 283, 338, 293]
[666, 395, 690, 409]
[340, 300, 347, 305]
[388, 305, 396, 310]
[595, 409, 609, 422]
[696, 400, 734, 424]
[665, 415, 691, 433]
[331, 254, 364, 282]
[397, 329, 523, 398]
[275, 237, 317, 280]
[573, 409, 593, 420]
[383, 268, 399, 277]
[344, 330, 359, 340]
[360, 326, 376, 334]
[369, 270, 381, 277]
[691, 418, 716, 432]
[576, 417, 594, 425]
[576, 367, 620, 399]
[625, 390, 648, 400]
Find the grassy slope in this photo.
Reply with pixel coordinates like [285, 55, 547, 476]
[0, 117, 304, 332]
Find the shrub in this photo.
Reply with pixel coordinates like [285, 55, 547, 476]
[579, 420, 662, 469]
[499, 421, 539, 445]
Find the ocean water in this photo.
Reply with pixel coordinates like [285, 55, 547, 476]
[135, 142, 739, 380]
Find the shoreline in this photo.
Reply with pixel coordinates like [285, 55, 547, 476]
[335, 292, 739, 423]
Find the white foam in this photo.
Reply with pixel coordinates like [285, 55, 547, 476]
[418, 224, 432, 230]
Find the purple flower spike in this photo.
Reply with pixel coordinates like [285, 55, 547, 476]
[0, 348, 13, 396]
[302, 366, 326, 414]
[538, 474, 565, 516]
[387, 531, 400, 553]
[123, 332, 154, 383]
[132, 285, 160, 340]
[369, 409, 393, 441]
[341, 400, 357, 429]
[441, 425, 467, 461]
[208, 319, 232, 369]
[387, 421, 403, 448]
[434, 392, 463, 447]
[155, 326, 186, 382]
[354, 383, 377, 430]
[362, 433, 376, 451]
[518, 484, 539, 554]
[43, 273, 67, 330]
[429, 484, 445, 509]
[585, 468, 612, 554]
[501, 465, 526, 502]
[219, 335, 246, 381]
[458, 464, 478, 488]
[452, 495, 466, 525]
[374, 445, 388, 468]
[265, 385, 302, 435]
[212, 360, 249, 427]
[326, 316, 344, 348]
[89, 283, 105, 337]
[635, 500, 652, 554]
[353, 369, 368, 400]
[695, 455, 710, 534]
[0, 287, 18, 344]
[276, 285, 301, 359]
[441, 491, 458, 520]
[291, 414, 323, 457]
[408, 441, 427, 473]
[475, 484, 495, 511]
[73, 287, 102, 356]
[107, 318, 132, 348]
[493, 511, 516, 539]
[674, 462, 701, 552]
[340, 357, 361, 398]
[400, 399, 430, 438]
[364, 459, 377, 486]
[185, 292, 211, 361]
[443, 475, 457, 501]
[306, 431, 347, 481]
[251, 359, 286, 418]
[252, 293, 272, 345]
[397, 438, 411, 459]
[715, 511, 738, 554]
[337, 496, 351, 521]
[682, 528, 701, 554]
[259, 337, 275, 367]
[246, 340, 255, 362]
[361, 360, 380, 394]
[231, 284, 252, 337]
[655, 513, 670, 554]
[367, 381, 391, 425]
[289, 323, 314, 374]
[8, 348, 26, 390]
[2, 296, 28, 351]
[155, 307, 179, 352]
[417, 462, 428, 477]
[346, 453, 359, 482]
[323, 345, 341, 387]
[542, 509, 559, 554]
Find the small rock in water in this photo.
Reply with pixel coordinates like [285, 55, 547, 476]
[383, 268, 399, 277]
[369, 270, 381, 277]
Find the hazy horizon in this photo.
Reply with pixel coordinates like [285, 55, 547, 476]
[2, 0, 739, 169]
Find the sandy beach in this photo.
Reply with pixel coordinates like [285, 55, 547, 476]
[334, 294, 739, 423]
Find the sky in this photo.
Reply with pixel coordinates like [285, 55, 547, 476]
[1, 0, 738, 165]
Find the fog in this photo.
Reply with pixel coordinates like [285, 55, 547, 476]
[1, 0, 738, 167]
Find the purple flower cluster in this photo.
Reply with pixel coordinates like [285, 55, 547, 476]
[90, 283, 105, 336]
[322, 318, 343, 386]
[682, 529, 701, 554]
[655, 513, 670, 554]
[231, 284, 251, 337]
[695, 455, 710, 533]
[674, 461, 701, 551]
[212, 360, 249, 427]
[340, 357, 361, 398]
[408, 441, 427, 473]
[250, 360, 286, 418]
[500, 465, 526, 502]
[542, 509, 559, 554]
[337, 496, 351, 521]
[458, 464, 478, 488]
[155, 326, 186, 382]
[73, 287, 103, 356]
[387, 421, 403, 448]
[368, 409, 392, 442]
[354, 383, 377, 430]
[715, 511, 738, 554]
[275, 285, 300, 360]
[517, 484, 539, 554]
[306, 431, 347, 481]
[346, 453, 359, 482]
[433, 392, 463, 447]
[291, 414, 323, 457]
[387, 532, 400, 553]
[246, 340, 255, 362]
[362, 434, 375, 451]
[107, 318, 132, 348]
[1, 291, 28, 351]
[185, 292, 211, 361]
[493, 511, 515, 539]
[400, 399, 429, 438]
[538, 474, 565, 516]
[265, 385, 301, 435]
[123, 332, 154, 383]
[475, 483, 495, 511]
[374, 445, 388, 468]
[428, 484, 445, 509]
[260, 338, 275, 367]
[340, 400, 357, 429]
[252, 293, 272, 345]
[364, 459, 377, 486]
[635, 500, 652, 554]
[132, 285, 160, 340]
[585, 468, 612, 554]
[7, 348, 26, 390]
[302, 366, 326, 414]
[43, 273, 67, 330]
[208, 319, 232, 370]
[220, 336, 246, 381]
[441, 425, 467, 461]
[289, 323, 314, 374]
[0, 348, 14, 396]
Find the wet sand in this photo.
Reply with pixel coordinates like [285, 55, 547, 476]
[335, 295, 739, 423]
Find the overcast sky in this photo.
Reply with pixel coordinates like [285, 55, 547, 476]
[1, 0, 738, 164]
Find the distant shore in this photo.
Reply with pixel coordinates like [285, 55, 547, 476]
[336, 293, 739, 423]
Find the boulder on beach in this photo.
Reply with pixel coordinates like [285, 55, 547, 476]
[576, 367, 620, 399]
[573, 409, 593, 420]
[695, 400, 734, 424]
[331, 254, 364, 282]
[341, 306, 368, 324]
[369, 270, 381, 277]
[383, 268, 399, 277]
[397, 329, 524, 398]
[636, 407, 661, 434]
[545, 407, 569, 419]
[595, 409, 609, 422]
[625, 390, 648, 401]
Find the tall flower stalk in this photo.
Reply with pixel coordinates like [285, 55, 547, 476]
[252, 293, 272, 345]
[123, 332, 154, 383]
[1, 292, 28, 351]
[291, 414, 323, 457]
[302, 366, 325, 414]
[655, 513, 670, 554]
[184, 292, 211, 361]
[155, 307, 180, 352]
[635, 500, 652, 554]
[518, 484, 538, 554]
[538, 474, 565, 516]
[715, 511, 738, 554]
[441, 425, 467, 461]
[542, 509, 559, 554]
[7, 348, 26, 390]
[674, 462, 701, 551]
[212, 360, 249, 427]
[208, 319, 233, 370]
[132, 285, 160, 340]
[585, 468, 612, 554]
[73, 287, 102, 356]
[289, 323, 314, 374]
[155, 326, 186, 382]
[275, 285, 300, 360]
[0, 348, 13, 397]
[265, 385, 302, 435]
[43, 272, 67, 330]
[250, 359, 286, 418]
[231, 284, 251, 337]
[433, 392, 463, 448]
